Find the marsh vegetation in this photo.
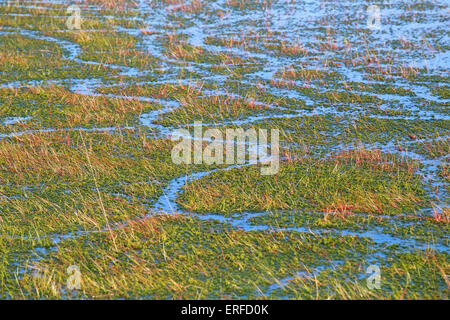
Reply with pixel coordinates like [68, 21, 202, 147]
[0, 0, 448, 299]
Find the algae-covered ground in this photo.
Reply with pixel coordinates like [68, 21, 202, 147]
[0, 0, 448, 299]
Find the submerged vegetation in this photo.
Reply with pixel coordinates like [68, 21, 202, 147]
[0, 0, 448, 299]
